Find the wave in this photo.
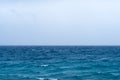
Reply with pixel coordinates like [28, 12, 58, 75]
[41, 64, 49, 67]
[37, 78, 58, 80]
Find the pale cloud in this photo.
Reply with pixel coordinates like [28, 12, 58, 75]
[0, 0, 120, 45]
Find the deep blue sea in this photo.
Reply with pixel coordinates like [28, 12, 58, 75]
[0, 46, 120, 80]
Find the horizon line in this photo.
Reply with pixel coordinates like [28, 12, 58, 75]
[0, 45, 120, 47]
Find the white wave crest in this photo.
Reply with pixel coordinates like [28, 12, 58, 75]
[37, 78, 58, 80]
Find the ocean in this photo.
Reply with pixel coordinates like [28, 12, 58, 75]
[0, 46, 120, 80]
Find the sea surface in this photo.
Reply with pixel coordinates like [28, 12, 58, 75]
[0, 46, 120, 80]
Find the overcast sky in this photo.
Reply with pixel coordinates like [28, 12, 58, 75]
[0, 0, 120, 45]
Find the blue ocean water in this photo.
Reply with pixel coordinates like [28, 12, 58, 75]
[0, 46, 120, 80]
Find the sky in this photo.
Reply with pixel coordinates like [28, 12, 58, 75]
[0, 0, 120, 45]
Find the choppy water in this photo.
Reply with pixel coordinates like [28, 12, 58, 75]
[0, 46, 120, 80]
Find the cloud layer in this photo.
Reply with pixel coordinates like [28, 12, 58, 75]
[0, 0, 120, 45]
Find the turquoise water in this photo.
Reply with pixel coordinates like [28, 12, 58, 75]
[0, 46, 120, 80]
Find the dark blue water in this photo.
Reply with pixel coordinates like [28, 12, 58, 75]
[0, 46, 120, 80]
